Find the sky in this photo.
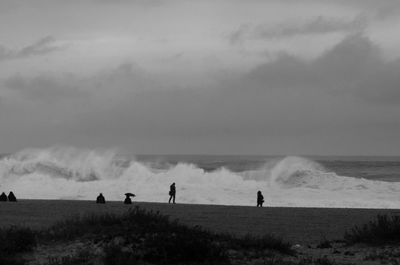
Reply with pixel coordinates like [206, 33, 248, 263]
[0, 0, 400, 155]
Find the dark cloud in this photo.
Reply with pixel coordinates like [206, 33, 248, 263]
[2, 34, 400, 154]
[273, 0, 400, 20]
[280, 0, 400, 8]
[4, 74, 88, 102]
[244, 33, 400, 104]
[229, 16, 367, 44]
[5, 33, 397, 107]
[95, 0, 162, 5]
[0, 36, 64, 62]
[356, 60, 400, 104]
[2, 62, 156, 103]
[228, 24, 251, 45]
[374, 4, 400, 19]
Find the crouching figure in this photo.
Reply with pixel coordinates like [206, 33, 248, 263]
[0, 192, 7, 202]
[8, 191, 17, 202]
[96, 193, 106, 204]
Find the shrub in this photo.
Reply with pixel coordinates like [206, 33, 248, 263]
[42, 212, 124, 240]
[0, 226, 36, 265]
[45, 253, 92, 265]
[43, 207, 229, 264]
[344, 214, 400, 245]
[42, 206, 293, 264]
[220, 233, 294, 255]
[0, 226, 36, 253]
[316, 238, 332, 249]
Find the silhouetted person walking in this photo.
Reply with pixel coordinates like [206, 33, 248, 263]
[8, 191, 17, 202]
[169, 182, 176, 204]
[0, 192, 7, 202]
[96, 193, 106, 204]
[257, 191, 264, 207]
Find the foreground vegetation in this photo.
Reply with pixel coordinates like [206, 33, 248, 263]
[0, 207, 293, 265]
[345, 214, 400, 245]
[3, 211, 400, 264]
[0, 226, 36, 265]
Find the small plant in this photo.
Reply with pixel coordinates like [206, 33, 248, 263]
[313, 256, 336, 265]
[364, 249, 400, 262]
[253, 256, 355, 265]
[222, 233, 294, 255]
[45, 254, 91, 265]
[41, 212, 124, 240]
[316, 238, 332, 249]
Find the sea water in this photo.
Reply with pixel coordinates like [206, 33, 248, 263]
[0, 147, 399, 208]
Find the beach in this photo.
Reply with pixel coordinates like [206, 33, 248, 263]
[1, 200, 399, 244]
[3, 200, 400, 264]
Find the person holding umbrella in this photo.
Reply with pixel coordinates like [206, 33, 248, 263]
[124, 193, 135, 204]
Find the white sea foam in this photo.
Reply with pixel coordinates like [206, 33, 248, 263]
[0, 147, 399, 208]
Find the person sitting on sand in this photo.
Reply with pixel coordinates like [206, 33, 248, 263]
[8, 191, 17, 202]
[124, 194, 132, 204]
[96, 193, 106, 204]
[124, 193, 135, 204]
[257, 191, 264, 207]
[0, 192, 7, 202]
[168, 182, 176, 204]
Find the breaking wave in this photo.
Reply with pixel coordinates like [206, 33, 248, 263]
[0, 147, 399, 208]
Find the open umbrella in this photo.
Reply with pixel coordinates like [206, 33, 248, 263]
[125, 193, 136, 197]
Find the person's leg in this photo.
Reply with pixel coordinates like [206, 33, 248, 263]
[169, 195, 172, 203]
[173, 194, 176, 204]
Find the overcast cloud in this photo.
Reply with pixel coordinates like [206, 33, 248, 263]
[0, 36, 64, 62]
[0, 0, 399, 155]
[229, 16, 367, 44]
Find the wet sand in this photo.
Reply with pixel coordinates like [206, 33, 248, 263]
[1, 200, 399, 244]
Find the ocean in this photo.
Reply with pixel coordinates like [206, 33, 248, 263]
[0, 147, 399, 208]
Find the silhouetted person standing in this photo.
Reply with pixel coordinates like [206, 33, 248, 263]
[96, 193, 106, 204]
[0, 192, 7, 202]
[257, 191, 264, 207]
[8, 191, 17, 202]
[169, 182, 176, 204]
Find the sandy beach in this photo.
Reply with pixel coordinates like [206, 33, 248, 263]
[1, 200, 399, 244]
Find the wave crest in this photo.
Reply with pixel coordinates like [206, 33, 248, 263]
[1, 146, 123, 181]
[1, 147, 399, 208]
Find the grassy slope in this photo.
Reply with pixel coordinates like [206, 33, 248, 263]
[1, 207, 294, 265]
[3, 210, 400, 264]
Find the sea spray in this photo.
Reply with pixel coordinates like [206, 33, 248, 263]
[1, 147, 400, 208]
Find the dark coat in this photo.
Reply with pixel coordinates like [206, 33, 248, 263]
[96, 194, 105, 204]
[124, 197, 132, 204]
[0, 192, 7, 202]
[8, 192, 17, 202]
[257, 193, 264, 205]
[169, 184, 176, 195]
